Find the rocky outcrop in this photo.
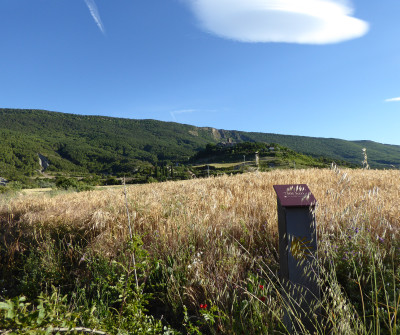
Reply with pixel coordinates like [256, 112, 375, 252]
[188, 129, 199, 137]
[38, 153, 50, 172]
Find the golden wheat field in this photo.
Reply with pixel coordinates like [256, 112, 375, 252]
[3, 168, 400, 242]
[2, 167, 400, 278]
[1, 167, 400, 333]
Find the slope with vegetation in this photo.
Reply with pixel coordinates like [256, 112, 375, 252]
[1, 108, 399, 187]
[191, 141, 356, 169]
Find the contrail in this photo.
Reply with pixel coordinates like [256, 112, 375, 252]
[170, 109, 195, 121]
[84, 0, 105, 34]
[385, 97, 400, 102]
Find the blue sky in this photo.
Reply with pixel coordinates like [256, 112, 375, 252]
[1, 0, 400, 145]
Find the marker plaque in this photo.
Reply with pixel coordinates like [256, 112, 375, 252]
[273, 184, 320, 333]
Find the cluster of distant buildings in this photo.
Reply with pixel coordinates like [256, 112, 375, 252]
[217, 138, 235, 147]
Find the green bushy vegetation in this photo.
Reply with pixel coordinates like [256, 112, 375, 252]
[190, 142, 356, 177]
[54, 177, 94, 192]
[0, 218, 215, 334]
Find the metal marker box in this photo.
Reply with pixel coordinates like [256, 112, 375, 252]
[273, 184, 320, 333]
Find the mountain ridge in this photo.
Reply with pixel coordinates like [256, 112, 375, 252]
[1, 108, 399, 181]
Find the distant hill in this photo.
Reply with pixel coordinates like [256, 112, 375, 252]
[189, 141, 354, 169]
[0, 108, 399, 181]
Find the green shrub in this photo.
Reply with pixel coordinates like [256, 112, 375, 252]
[0, 288, 78, 333]
[55, 177, 93, 192]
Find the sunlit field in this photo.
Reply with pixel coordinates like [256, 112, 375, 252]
[1, 167, 400, 334]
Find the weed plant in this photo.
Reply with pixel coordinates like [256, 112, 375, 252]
[0, 168, 399, 333]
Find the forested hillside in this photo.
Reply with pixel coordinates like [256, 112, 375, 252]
[1, 108, 399, 183]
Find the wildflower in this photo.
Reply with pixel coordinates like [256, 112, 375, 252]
[79, 255, 86, 265]
[259, 284, 264, 290]
[200, 304, 207, 309]
[260, 296, 266, 302]
[378, 236, 384, 243]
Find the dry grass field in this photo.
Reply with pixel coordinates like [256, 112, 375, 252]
[1, 167, 400, 334]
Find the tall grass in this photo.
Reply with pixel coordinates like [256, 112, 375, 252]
[1, 168, 400, 333]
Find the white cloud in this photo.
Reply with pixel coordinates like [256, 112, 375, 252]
[84, 0, 105, 34]
[385, 97, 400, 102]
[187, 0, 369, 44]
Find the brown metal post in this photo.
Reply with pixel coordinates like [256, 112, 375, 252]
[273, 184, 320, 334]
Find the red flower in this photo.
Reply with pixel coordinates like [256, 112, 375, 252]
[200, 304, 208, 309]
[260, 296, 266, 302]
[259, 284, 264, 290]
